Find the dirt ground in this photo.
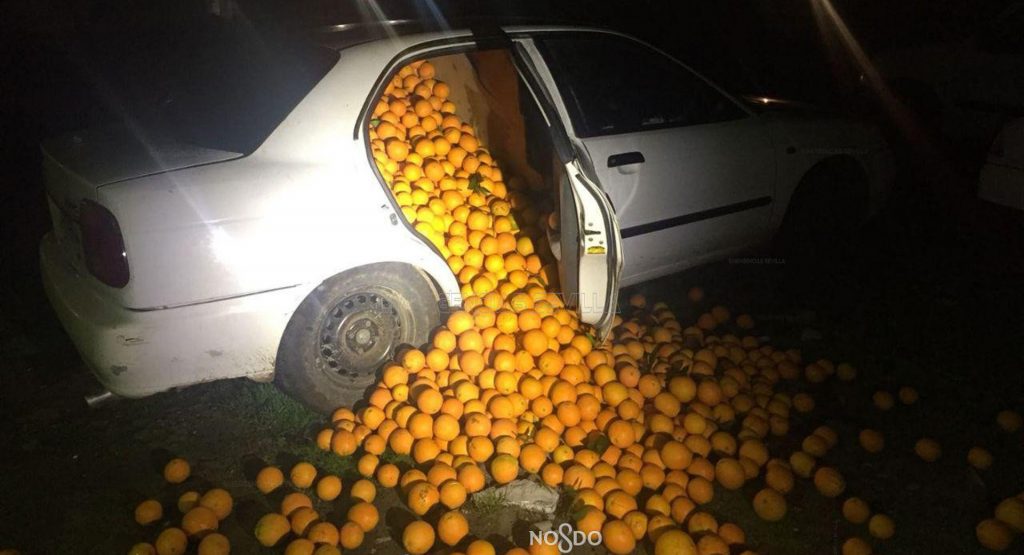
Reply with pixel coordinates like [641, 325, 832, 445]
[1, 179, 1023, 554]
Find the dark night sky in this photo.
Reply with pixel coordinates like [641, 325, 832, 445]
[0, 0, 1018, 149]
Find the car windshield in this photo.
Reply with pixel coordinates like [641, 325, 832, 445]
[121, 19, 338, 154]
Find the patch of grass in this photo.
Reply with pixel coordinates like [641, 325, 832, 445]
[553, 486, 580, 522]
[379, 450, 415, 469]
[467, 489, 509, 517]
[292, 444, 358, 478]
[233, 381, 319, 432]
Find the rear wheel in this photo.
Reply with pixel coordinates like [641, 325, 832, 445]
[276, 263, 442, 413]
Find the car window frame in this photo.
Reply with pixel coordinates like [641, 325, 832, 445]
[355, 35, 556, 266]
[530, 30, 756, 139]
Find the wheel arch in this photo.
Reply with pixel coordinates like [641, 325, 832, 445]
[273, 260, 451, 411]
[277, 259, 452, 356]
[781, 154, 871, 226]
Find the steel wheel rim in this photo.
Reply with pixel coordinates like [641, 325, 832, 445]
[316, 290, 403, 381]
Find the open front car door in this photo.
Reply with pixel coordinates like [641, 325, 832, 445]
[556, 158, 623, 338]
[506, 36, 623, 339]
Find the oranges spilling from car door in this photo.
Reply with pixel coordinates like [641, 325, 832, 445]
[361, 55, 829, 553]
[108, 54, 1022, 555]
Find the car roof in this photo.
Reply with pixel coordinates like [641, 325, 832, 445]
[311, 18, 627, 51]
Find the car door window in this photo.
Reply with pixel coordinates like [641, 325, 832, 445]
[536, 34, 748, 137]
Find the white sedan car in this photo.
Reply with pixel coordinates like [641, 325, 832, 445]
[40, 23, 892, 411]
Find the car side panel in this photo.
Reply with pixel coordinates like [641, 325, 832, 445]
[98, 51, 460, 311]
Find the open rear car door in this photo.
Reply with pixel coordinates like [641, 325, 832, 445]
[508, 37, 623, 339]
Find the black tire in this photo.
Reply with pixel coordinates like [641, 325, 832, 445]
[774, 157, 869, 264]
[275, 263, 442, 413]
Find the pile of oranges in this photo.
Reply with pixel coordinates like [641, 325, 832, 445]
[283, 57, 1023, 555]
[96, 57, 1022, 555]
[126, 458, 234, 554]
[246, 461, 377, 554]
[298, 58, 878, 554]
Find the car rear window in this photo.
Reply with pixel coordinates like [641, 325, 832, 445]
[137, 22, 338, 154]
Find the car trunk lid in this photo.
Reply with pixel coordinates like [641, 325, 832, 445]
[41, 123, 241, 275]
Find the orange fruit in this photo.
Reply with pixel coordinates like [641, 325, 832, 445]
[182, 506, 219, 537]
[385, 138, 409, 161]
[284, 539, 315, 555]
[468, 436, 495, 462]
[842, 497, 871, 524]
[521, 329, 549, 356]
[199, 489, 233, 520]
[437, 510, 470, 546]
[128, 543, 157, 555]
[490, 453, 519, 484]
[914, 438, 942, 462]
[996, 409, 1022, 432]
[607, 419, 636, 448]
[290, 462, 317, 488]
[289, 507, 319, 535]
[339, 521, 365, 550]
[968, 447, 993, 470]
[605, 490, 639, 518]
[519, 444, 547, 474]
[177, 491, 200, 514]
[752, 488, 786, 521]
[719, 522, 745, 545]
[155, 528, 188, 555]
[407, 481, 440, 515]
[858, 429, 885, 453]
[466, 539, 496, 555]
[440, 479, 468, 509]
[458, 464, 486, 493]
[389, 428, 414, 454]
[660, 441, 693, 470]
[868, 514, 895, 539]
[351, 478, 377, 503]
[196, 533, 229, 555]
[358, 452, 378, 479]
[602, 519, 637, 555]
[447, 310, 475, 334]
[163, 458, 190, 484]
[255, 513, 291, 547]
[654, 529, 697, 555]
[281, 492, 313, 516]
[813, 467, 846, 498]
[348, 502, 379, 532]
[416, 388, 444, 415]
[376, 463, 400, 487]
[134, 499, 163, 525]
[715, 458, 745, 490]
[316, 475, 343, 501]
[995, 497, 1024, 532]
[977, 518, 1013, 551]
[307, 522, 339, 546]
[402, 520, 436, 555]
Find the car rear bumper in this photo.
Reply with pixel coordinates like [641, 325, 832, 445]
[40, 233, 304, 397]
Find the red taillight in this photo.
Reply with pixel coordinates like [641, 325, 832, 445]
[79, 200, 129, 288]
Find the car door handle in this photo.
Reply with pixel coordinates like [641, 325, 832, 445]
[607, 152, 645, 167]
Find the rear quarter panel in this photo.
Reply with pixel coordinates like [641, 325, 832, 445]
[100, 48, 459, 310]
[763, 113, 892, 228]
